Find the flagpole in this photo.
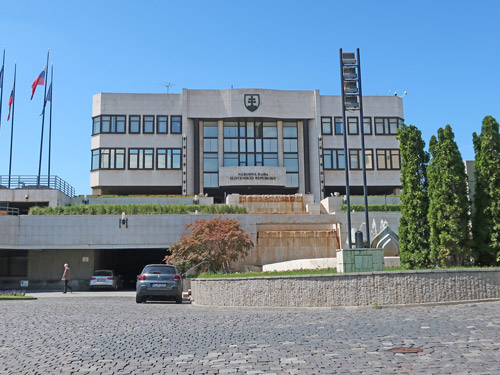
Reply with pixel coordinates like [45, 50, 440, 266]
[37, 48, 49, 187]
[0, 47, 5, 132]
[48, 64, 53, 184]
[8, 62, 16, 189]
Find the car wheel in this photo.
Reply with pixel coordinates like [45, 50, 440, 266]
[136, 295, 144, 304]
[175, 295, 183, 304]
[114, 283, 118, 291]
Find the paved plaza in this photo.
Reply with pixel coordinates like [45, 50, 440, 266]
[1, 292, 499, 374]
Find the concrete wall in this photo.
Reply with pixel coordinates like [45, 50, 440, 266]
[0, 189, 71, 208]
[191, 269, 500, 307]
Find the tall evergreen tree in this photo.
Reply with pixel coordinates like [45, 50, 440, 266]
[397, 124, 431, 268]
[427, 125, 471, 266]
[472, 116, 500, 265]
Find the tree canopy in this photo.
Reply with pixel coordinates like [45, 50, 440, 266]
[166, 217, 254, 274]
[427, 125, 471, 266]
[397, 124, 431, 268]
[472, 116, 500, 265]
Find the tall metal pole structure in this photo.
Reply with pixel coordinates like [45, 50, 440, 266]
[339, 48, 352, 248]
[0, 47, 5, 132]
[37, 49, 50, 187]
[356, 48, 370, 245]
[48, 64, 54, 185]
[8, 62, 17, 189]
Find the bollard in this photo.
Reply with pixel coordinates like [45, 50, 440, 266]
[355, 230, 364, 248]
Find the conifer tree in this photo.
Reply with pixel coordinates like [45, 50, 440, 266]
[472, 116, 500, 265]
[397, 124, 431, 268]
[427, 125, 471, 266]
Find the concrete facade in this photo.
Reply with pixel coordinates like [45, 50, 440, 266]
[91, 89, 403, 202]
[191, 269, 500, 307]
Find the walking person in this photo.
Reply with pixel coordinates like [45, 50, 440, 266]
[61, 263, 73, 294]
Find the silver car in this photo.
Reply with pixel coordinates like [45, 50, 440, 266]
[89, 270, 123, 290]
[136, 264, 183, 304]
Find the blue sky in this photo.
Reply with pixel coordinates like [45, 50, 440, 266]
[0, 1, 499, 195]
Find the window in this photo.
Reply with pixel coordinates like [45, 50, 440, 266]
[323, 149, 345, 170]
[91, 148, 125, 170]
[283, 122, 299, 187]
[129, 148, 154, 169]
[374, 117, 403, 135]
[347, 117, 359, 135]
[157, 116, 168, 134]
[0, 250, 28, 277]
[223, 120, 278, 167]
[157, 148, 181, 169]
[349, 149, 373, 170]
[363, 117, 372, 135]
[92, 115, 126, 135]
[376, 149, 401, 170]
[143, 116, 155, 134]
[171, 116, 182, 133]
[334, 117, 344, 135]
[321, 117, 332, 135]
[129, 116, 141, 134]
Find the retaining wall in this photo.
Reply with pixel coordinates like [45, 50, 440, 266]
[191, 269, 500, 307]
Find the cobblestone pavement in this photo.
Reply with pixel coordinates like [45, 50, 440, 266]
[1, 293, 499, 374]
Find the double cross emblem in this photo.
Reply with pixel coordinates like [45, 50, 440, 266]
[244, 94, 260, 112]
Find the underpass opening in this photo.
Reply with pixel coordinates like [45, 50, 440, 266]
[96, 248, 169, 289]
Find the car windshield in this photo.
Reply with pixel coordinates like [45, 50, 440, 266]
[143, 266, 176, 275]
[94, 270, 113, 276]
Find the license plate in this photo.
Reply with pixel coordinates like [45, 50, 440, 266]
[98, 278, 106, 282]
[151, 283, 167, 288]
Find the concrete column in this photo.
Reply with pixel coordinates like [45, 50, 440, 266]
[218, 120, 224, 181]
[309, 90, 322, 202]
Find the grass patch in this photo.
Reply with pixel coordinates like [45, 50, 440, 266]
[197, 268, 338, 278]
[385, 266, 498, 271]
[29, 204, 247, 215]
[0, 290, 35, 299]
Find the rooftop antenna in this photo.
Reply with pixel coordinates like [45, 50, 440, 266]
[162, 82, 175, 94]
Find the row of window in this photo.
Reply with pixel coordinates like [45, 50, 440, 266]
[91, 148, 182, 170]
[321, 117, 403, 136]
[323, 148, 401, 170]
[92, 115, 182, 135]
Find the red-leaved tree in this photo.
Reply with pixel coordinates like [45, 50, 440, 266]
[165, 217, 254, 274]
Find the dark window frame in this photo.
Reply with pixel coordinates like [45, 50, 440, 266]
[334, 117, 344, 135]
[129, 115, 141, 134]
[323, 148, 345, 170]
[374, 117, 403, 135]
[347, 117, 359, 135]
[376, 148, 401, 170]
[349, 148, 374, 170]
[92, 115, 126, 135]
[128, 148, 155, 170]
[321, 116, 332, 135]
[156, 115, 169, 134]
[156, 148, 182, 170]
[171, 116, 182, 134]
[143, 115, 155, 134]
[90, 148, 126, 170]
[363, 117, 372, 135]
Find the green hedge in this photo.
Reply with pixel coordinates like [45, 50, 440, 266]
[29, 204, 247, 216]
[340, 203, 401, 212]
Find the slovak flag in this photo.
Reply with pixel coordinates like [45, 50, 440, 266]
[7, 87, 14, 121]
[30, 67, 46, 100]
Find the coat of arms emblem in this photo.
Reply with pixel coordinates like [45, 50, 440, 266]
[244, 94, 260, 112]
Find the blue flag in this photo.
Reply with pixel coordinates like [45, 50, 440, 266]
[40, 83, 52, 115]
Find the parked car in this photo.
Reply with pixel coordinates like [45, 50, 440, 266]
[89, 270, 124, 290]
[136, 264, 183, 304]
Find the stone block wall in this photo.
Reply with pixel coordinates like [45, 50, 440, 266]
[191, 269, 500, 307]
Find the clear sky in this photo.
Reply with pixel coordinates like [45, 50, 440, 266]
[0, 0, 499, 195]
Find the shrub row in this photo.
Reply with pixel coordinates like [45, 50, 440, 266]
[340, 203, 401, 212]
[29, 204, 247, 216]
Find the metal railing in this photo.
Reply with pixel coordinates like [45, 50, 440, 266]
[0, 175, 75, 197]
[0, 205, 20, 215]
